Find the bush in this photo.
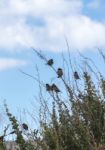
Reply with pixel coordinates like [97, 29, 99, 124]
[1, 49, 105, 150]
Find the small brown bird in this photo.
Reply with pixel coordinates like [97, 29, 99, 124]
[22, 123, 28, 130]
[47, 59, 53, 66]
[46, 84, 52, 91]
[57, 68, 63, 78]
[74, 71, 80, 80]
[52, 84, 60, 93]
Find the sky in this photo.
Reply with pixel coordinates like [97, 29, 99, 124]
[0, 0, 105, 125]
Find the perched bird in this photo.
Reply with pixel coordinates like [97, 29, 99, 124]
[74, 71, 80, 80]
[57, 68, 63, 78]
[22, 123, 28, 130]
[47, 59, 53, 66]
[46, 84, 52, 91]
[52, 84, 60, 93]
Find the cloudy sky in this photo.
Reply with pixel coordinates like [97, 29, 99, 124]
[0, 0, 105, 118]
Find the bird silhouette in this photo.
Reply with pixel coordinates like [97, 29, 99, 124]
[74, 71, 80, 80]
[22, 123, 28, 130]
[52, 84, 60, 93]
[47, 59, 53, 66]
[57, 68, 63, 78]
[46, 84, 52, 91]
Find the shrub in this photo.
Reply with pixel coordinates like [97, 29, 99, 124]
[2, 49, 105, 150]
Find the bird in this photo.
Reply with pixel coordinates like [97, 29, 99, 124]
[47, 59, 54, 66]
[57, 68, 63, 78]
[46, 84, 52, 91]
[51, 84, 60, 93]
[74, 71, 80, 80]
[22, 123, 28, 130]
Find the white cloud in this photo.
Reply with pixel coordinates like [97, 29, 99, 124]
[87, 0, 100, 9]
[0, 0, 104, 52]
[1, 0, 82, 17]
[0, 58, 26, 71]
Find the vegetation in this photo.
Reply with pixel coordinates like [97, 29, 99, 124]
[0, 49, 105, 150]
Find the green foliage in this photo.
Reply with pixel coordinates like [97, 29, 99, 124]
[4, 104, 37, 150]
[2, 49, 105, 150]
[32, 49, 105, 150]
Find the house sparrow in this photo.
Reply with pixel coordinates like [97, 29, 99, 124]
[74, 71, 80, 80]
[47, 59, 53, 66]
[51, 84, 60, 93]
[22, 123, 28, 130]
[46, 84, 52, 91]
[57, 68, 63, 78]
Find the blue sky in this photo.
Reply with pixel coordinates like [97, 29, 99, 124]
[0, 0, 105, 125]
